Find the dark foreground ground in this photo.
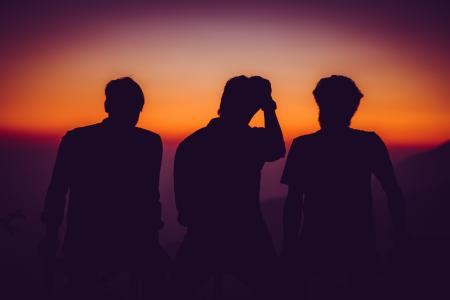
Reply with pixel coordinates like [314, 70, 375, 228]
[1, 137, 449, 299]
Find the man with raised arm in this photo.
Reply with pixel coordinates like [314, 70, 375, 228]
[172, 75, 285, 299]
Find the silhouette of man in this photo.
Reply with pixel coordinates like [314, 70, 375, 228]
[281, 75, 406, 299]
[171, 76, 285, 299]
[39, 77, 165, 299]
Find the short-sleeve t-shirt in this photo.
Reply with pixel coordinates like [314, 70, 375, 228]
[175, 118, 284, 231]
[281, 128, 391, 255]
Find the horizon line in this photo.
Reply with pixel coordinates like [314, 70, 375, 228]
[0, 127, 446, 149]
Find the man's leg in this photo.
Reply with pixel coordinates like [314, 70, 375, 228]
[139, 268, 168, 300]
[64, 268, 97, 300]
[169, 235, 212, 300]
[233, 230, 280, 300]
[348, 262, 378, 300]
[282, 254, 309, 300]
[235, 253, 280, 299]
[128, 245, 170, 300]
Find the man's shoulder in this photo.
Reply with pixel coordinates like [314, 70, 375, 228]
[64, 123, 102, 139]
[249, 126, 265, 132]
[348, 129, 383, 146]
[349, 128, 376, 137]
[180, 127, 208, 146]
[248, 126, 270, 139]
[176, 127, 210, 158]
[134, 127, 162, 143]
[292, 132, 320, 145]
[68, 124, 160, 138]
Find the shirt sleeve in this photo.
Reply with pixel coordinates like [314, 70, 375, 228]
[281, 138, 303, 186]
[369, 132, 395, 181]
[41, 132, 72, 226]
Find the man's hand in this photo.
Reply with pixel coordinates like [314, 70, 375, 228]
[250, 76, 277, 111]
[261, 98, 277, 111]
[258, 77, 277, 111]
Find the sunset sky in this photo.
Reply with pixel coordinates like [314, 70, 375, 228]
[1, 1, 449, 146]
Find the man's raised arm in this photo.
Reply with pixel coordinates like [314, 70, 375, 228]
[257, 77, 285, 161]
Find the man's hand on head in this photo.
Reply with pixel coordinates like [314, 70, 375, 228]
[250, 76, 277, 111]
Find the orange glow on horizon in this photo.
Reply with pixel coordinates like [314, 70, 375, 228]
[1, 17, 449, 146]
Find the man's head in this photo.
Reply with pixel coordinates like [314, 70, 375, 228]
[104, 77, 144, 127]
[313, 75, 363, 129]
[218, 75, 270, 124]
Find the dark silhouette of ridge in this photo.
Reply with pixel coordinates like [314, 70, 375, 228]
[396, 140, 450, 236]
[384, 141, 450, 300]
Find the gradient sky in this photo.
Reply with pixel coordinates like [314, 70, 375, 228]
[1, 1, 449, 145]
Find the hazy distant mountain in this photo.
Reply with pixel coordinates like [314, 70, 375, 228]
[389, 141, 450, 300]
[396, 141, 450, 237]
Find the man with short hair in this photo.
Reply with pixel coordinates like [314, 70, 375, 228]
[40, 77, 165, 299]
[281, 75, 406, 299]
[171, 75, 285, 299]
